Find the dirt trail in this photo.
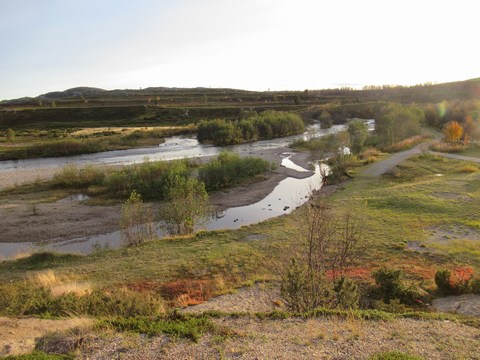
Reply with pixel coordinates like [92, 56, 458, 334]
[0, 317, 93, 357]
[361, 143, 480, 178]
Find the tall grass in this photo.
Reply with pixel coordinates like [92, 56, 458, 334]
[0, 139, 108, 160]
[52, 164, 105, 188]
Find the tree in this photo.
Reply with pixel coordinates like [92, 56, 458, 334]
[280, 199, 364, 311]
[443, 121, 464, 143]
[6, 128, 15, 143]
[120, 191, 155, 247]
[347, 120, 368, 154]
[159, 178, 210, 235]
[319, 110, 333, 129]
[375, 103, 424, 146]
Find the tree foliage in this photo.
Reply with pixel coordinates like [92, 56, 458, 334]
[347, 120, 368, 154]
[375, 103, 424, 146]
[158, 178, 210, 235]
[443, 120, 464, 143]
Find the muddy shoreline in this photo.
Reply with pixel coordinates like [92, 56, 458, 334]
[0, 148, 315, 245]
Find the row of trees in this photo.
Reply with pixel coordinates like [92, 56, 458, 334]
[197, 110, 305, 145]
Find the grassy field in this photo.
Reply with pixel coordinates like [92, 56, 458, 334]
[1, 153, 479, 291]
[0, 125, 195, 160]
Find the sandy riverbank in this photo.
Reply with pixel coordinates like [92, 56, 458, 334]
[0, 148, 316, 245]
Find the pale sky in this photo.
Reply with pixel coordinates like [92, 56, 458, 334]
[1, 0, 478, 100]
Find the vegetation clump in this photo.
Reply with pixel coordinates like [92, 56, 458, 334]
[197, 110, 304, 145]
[280, 199, 364, 312]
[120, 191, 155, 246]
[198, 151, 270, 191]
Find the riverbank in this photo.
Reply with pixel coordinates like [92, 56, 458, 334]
[0, 147, 314, 247]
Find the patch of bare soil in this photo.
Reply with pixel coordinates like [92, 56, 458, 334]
[433, 294, 480, 317]
[407, 224, 480, 255]
[76, 317, 480, 359]
[0, 199, 121, 244]
[180, 283, 285, 314]
[0, 317, 93, 357]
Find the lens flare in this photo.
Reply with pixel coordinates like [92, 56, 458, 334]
[437, 101, 447, 118]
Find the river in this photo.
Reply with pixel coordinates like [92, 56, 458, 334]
[0, 120, 374, 258]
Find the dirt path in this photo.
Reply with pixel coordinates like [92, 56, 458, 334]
[361, 143, 480, 178]
[0, 317, 93, 357]
[429, 151, 480, 163]
[360, 143, 427, 177]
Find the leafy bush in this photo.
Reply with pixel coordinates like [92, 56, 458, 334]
[104, 159, 191, 200]
[197, 110, 304, 145]
[158, 177, 210, 235]
[434, 266, 474, 295]
[198, 151, 270, 191]
[371, 268, 422, 306]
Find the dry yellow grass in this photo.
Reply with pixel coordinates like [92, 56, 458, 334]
[71, 125, 178, 136]
[28, 269, 93, 296]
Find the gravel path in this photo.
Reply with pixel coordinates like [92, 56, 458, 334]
[77, 317, 480, 359]
[360, 143, 427, 177]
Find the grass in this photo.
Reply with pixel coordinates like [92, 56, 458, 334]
[1, 145, 480, 324]
[0, 125, 195, 160]
[2, 352, 73, 360]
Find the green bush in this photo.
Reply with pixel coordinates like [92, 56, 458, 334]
[197, 110, 304, 145]
[198, 151, 270, 191]
[371, 268, 422, 306]
[434, 269, 452, 294]
[104, 159, 191, 200]
[434, 267, 475, 295]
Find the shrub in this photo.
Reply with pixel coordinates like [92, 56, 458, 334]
[435, 267, 474, 295]
[280, 199, 364, 312]
[198, 151, 270, 191]
[197, 111, 304, 145]
[371, 268, 422, 306]
[120, 191, 155, 247]
[158, 177, 210, 235]
[104, 159, 191, 200]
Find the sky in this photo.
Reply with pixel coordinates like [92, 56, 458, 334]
[1, 0, 478, 100]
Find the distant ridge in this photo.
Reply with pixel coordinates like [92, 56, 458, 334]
[39, 87, 107, 99]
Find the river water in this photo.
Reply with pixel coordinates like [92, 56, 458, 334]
[0, 120, 374, 258]
[0, 124, 348, 172]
